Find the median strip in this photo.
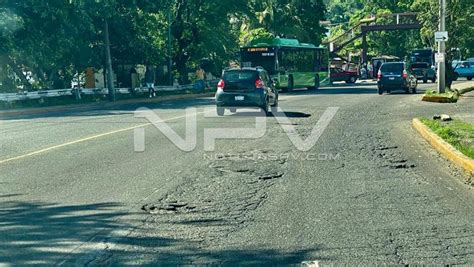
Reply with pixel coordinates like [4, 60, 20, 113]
[412, 118, 474, 179]
[421, 81, 474, 103]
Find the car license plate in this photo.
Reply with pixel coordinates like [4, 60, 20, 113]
[389, 77, 395, 80]
[235, 96, 244, 101]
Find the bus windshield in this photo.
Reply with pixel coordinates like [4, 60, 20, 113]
[411, 49, 433, 65]
[241, 48, 276, 75]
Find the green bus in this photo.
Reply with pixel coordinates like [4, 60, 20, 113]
[240, 38, 329, 91]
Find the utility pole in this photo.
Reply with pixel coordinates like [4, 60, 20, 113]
[167, 10, 173, 86]
[437, 0, 446, 93]
[104, 19, 115, 101]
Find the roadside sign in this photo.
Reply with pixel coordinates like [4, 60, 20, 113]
[435, 53, 445, 63]
[435, 31, 448, 42]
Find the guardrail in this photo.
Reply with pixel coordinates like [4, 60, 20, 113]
[0, 81, 217, 102]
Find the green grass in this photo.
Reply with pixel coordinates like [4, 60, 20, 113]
[421, 118, 474, 159]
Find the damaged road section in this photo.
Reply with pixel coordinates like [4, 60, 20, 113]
[141, 149, 287, 244]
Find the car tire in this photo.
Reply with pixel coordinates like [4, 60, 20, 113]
[262, 99, 271, 116]
[468, 77, 473, 81]
[387, 89, 391, 94]
[271, 96, 279, 114]
[423, 79, 428, 83]
[347, 76, 357, 84]
[453, 73, 459, 81]
[287, 76, 294, 92]
[404, 87, 410, 94]
[216, 106, 225, 116]
[229, 108, 237, 113]
[431, 77, 436, 83]
[378, 87, 383, 95]
[271, 94, 279, 107]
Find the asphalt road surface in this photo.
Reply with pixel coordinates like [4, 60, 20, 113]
[1, 81, 473, 265]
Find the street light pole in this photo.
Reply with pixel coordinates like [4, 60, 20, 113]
[437, 0, 446, 93]
[105, 19, 115, 101]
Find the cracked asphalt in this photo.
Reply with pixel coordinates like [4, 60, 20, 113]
[0, 81, 473, 265]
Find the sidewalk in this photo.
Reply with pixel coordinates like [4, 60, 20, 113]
[0, 91, 214, 119]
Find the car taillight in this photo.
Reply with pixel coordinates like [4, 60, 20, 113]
[255, 79, 263, 88]
[217, 79, 225, 90]
[377, 70, 382, 80]
[403, 70, 408, 78]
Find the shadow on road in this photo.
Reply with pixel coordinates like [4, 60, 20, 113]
[228, 111, 311, 118]
[280, 87, 377, 96]
[0, 199, 325, 265]
[0, 200, 127, 264]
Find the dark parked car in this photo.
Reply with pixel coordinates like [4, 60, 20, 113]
[377, 62, 417, 95]
[330, 67, 358, 84]
[215, 67, 278, 116]
[410, 62, 436, 83]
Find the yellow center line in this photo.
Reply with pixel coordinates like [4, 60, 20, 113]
[0, 112, 203, 165]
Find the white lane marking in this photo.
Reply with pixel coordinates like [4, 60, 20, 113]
[0, 112, 203, 165]
[301, 260, 320, 266]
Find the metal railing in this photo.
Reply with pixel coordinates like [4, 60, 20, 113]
[0, 80, 218, 102]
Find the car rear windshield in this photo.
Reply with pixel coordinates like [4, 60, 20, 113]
[380, 63, 404, 73]
[411, 63, 429, 69]
[223, 70, 259, 82]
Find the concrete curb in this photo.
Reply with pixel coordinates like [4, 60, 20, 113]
[457, 86, 474, 95]
[452, 81, 474, 95]
[413, 118, 474, 177]
[0, 92, 215, 119]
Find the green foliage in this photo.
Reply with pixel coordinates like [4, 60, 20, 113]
[0, 0, 329, 91]
[412, 0, 474, 58]
[239, 28, 274, 46]
[324, 0, 363, 24]
[421, 118, 474, 159]
[243, 0, 327, 45]
[324, 0, 473, 78]
[326, 0, 425, 59]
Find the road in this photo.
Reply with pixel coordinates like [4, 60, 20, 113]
[0, 81, 473, 265]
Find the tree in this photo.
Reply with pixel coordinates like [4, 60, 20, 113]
[412, 0, 474, 87]
[0, 0, 330, 92]
[243, 0, 327, 45]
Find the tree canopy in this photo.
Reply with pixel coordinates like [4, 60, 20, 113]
[0, 0, 327, 92]
[0, 0, 472, 92]
[324, 0, 473, 62]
